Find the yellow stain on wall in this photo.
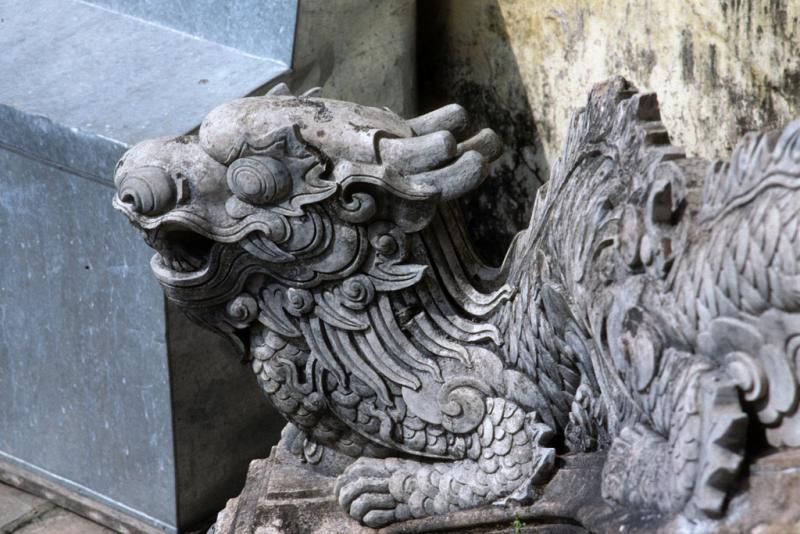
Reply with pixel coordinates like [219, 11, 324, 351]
[430, 0, 800, 162]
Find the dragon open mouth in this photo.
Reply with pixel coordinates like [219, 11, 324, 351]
[146, 226, 215, 273]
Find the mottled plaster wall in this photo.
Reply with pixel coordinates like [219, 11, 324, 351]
[419, 0, 800, 264]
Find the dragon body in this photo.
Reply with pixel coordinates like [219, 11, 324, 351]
[114, 78, 800, 528]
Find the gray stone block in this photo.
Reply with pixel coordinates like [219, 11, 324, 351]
[0, 0, 289, 145]
[0, 0, 295, 531]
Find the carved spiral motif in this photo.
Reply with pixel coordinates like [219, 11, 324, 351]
[227, 156, 292, 205]
[438, 377, 490, 434]
[336, 192, 377, 223]
[284, 288, 314, 317]
[374, 234, 398, 255]
[117, 167, 176, 216]
[726, 351, 767, 403]
[340, 274, 376, 310]
[368, 222, 407, 258]
[226, 293, 258, 324]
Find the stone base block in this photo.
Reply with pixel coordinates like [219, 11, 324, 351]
[210, 448, 800, 533]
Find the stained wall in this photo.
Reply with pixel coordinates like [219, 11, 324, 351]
[419, 0, 800, 263]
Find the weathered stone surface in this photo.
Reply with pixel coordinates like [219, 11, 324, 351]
[0, 485, 115, 534]
[116, 78, 800, 531]
[0, 460, 161, 534]
[0, 483, 51, 531]
[11, 508, 114, 534]
[272, 0, 417, 118]
[418, 1, 547, 264]
[210, 447, 370, 534]
[210, 448, 800, 533]
[715, 450, 800, 533]
[419, 0, 800, 263]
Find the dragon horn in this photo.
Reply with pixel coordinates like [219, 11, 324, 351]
[407, 104, 468, 136]
[406, 150, 488, 201]
[266, 82, 292, 96]
[378, 131, 457, 173]
[457, 128, 503, 161]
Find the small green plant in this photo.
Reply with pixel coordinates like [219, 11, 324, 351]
[511, 514, 524, 534]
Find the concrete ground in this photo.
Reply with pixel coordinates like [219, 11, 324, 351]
[0, 482, 112, 533]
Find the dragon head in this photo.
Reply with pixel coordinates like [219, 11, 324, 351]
[113, 87, 500, 350]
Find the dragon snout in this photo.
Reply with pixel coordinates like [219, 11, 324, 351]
[116, 166, 177, 216]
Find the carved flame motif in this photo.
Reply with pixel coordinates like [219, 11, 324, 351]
[116, 79, 800, 529]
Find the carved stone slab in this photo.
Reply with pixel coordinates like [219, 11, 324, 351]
[209, 447, 371, 534]
[209, 447, 800, 533]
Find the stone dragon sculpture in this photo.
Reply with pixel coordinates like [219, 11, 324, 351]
[113, 77, 800, 528]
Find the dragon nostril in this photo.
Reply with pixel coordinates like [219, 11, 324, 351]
[117, 167, 177, 216]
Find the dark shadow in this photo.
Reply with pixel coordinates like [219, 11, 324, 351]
[166, 302, 283, 530]
[417, 0, 550, 266]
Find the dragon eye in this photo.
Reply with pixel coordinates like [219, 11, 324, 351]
[226, 155, 292, 205]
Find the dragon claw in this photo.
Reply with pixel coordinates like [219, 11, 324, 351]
[336, 458, 403, 527]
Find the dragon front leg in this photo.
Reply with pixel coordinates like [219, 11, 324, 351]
[334, 397, 555, 528]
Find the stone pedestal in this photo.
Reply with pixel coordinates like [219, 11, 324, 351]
[212, 448, 800, 533]
[210, 447, 369, 534]
[211, 449, 613, 534]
